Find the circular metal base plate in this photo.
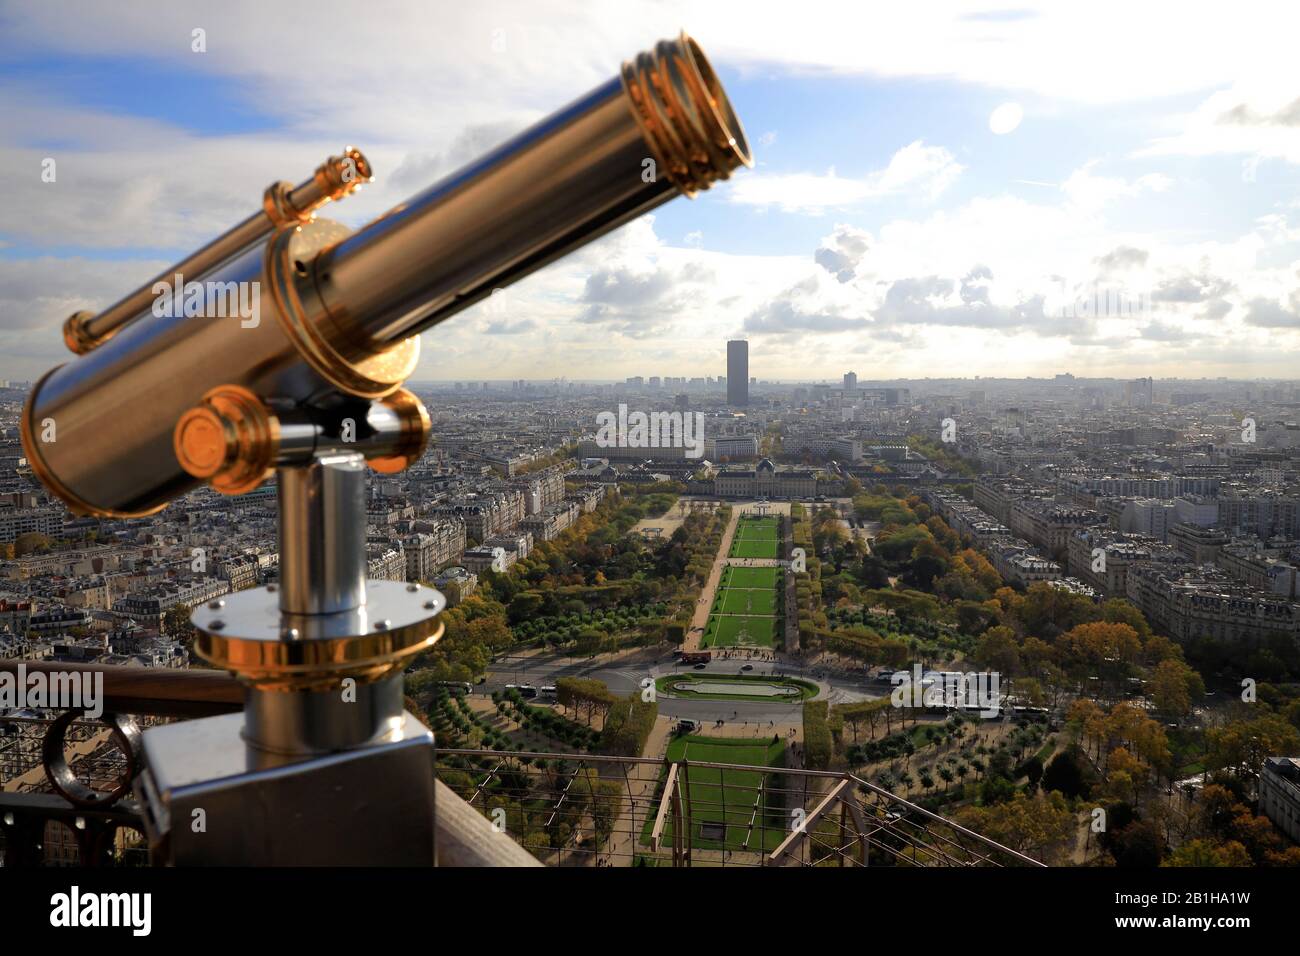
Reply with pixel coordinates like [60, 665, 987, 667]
[192, 580, 445, 687]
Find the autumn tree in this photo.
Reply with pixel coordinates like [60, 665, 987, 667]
[956, 791, 1076, 864]
[1150, 658, 1204, 717]
[1206, 715, 1300, 780]
[1164, 839, 1252, 867]
[974, 625, 1022, 677]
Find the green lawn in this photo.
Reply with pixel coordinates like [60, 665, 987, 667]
[729, 538, 779, 559]
[702, 614, 776, 648]
[715, 587, 777, 615]
[734, 516, 779, 536]
[642, 735, 788, 852]
[723, 566, 780, 589]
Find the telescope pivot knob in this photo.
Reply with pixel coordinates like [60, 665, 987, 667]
[174, 385, 279, 495]
[368, 388, 432, 474]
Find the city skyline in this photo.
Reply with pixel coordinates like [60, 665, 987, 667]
[7, 362, 1300, 871]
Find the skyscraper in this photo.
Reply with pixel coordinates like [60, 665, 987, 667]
[843, 371, 857, 390]
[1126, 377, 1154, 408]
[727, 340, 748, 406]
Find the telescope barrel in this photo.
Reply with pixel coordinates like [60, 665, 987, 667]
[22, 32, 749, 519]
[311, 32, 751, 351]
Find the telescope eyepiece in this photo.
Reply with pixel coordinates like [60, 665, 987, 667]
[622, 32, 753, 197]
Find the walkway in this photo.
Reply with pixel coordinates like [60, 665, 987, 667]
[684, 506, 742, 650]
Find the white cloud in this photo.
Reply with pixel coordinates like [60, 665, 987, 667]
[1140, 84, 1300, 165]
[727, 141, 963, 213]
[1061, 162, 1173, 215]
[815, 224, 873, 282]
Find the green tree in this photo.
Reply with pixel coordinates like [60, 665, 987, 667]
[1041, 746, 1093, 799]
[163, 604, 196, 648]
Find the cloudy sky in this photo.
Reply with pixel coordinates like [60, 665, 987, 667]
[4, 1, 1300, 382]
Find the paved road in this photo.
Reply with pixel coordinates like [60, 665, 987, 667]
[685, 506, 740, 650]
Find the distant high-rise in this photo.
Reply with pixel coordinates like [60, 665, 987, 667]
[727, 340, 748, 406]
[843, 371, 857, 390]
[1126, 377, 1154, 408]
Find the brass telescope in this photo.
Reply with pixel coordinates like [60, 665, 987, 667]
[24, 32, 750, 519]
[21, 32, 750, 865]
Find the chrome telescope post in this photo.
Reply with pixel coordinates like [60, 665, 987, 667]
[227, 454, 424, 767]
[139, 421, 446, 864]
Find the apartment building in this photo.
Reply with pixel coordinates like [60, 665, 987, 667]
[1218, 489, 1300, 539]
[511, 467, 567, 515]
[366, 500, 416, 528]
[483, 531, 533, 561]
[462, 545, 515, 575]
[566, 484, 605, 513]
[26, 605, 93, 635]
[0, 506, 63, 543]
[1007, 500, 1106, 559]
[782, 434, 863, 463]
[985, 538, 1062, 587]
[973, 477, 1047, 525]
[58, 576, 111, 611]
[1118, 498, 1177, 542]
[430, 488, 525, 542]
[1067, 530, 1154, 597]
[433, 566, 479, 603]
[1217, 541, 1300, 598]
[216, 554, 259, 592]
[1125, 564, 1300, 645]
[117, 578, 231, 631]
[924, 490, 1010, 541]
[366, 543, 406, 582]
[704, 435, 760, 461]
[0, 598, 32, 633]
[1169, 523, 1230, 565]
[1058, 474, 1221, 500]
[2, 546, 117, 581]
[521, 501, 580, 542]
[1259, 757, 1300, 845]
[403, 518, 467, 582]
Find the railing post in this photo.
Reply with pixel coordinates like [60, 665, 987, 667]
[838, 800, 848, 867]
[680, 761, 692, 867]
[670, 768, 685, 868]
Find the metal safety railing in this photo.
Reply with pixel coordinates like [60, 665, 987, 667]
[0, 661, 1039, 867]
[435, 747, 1045, 867]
